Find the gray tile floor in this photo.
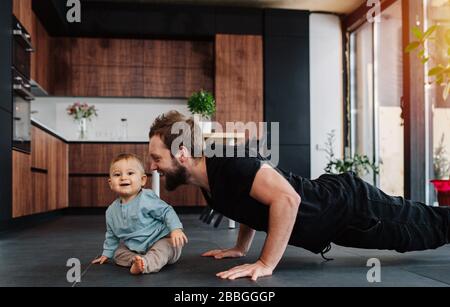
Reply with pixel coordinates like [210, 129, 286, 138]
[1, 214, 450, 287]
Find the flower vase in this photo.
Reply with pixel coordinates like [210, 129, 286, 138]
[78, 118, 88, 139]
[431, 180, 450, 206]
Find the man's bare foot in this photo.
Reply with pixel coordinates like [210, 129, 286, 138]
[130, 256, 145, 275]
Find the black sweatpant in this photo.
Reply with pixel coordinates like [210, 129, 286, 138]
[331, 173, 450, 252]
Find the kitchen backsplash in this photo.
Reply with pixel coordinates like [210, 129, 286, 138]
[31, 97, 190, 142]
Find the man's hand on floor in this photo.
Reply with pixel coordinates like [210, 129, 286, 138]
[216, 260, 273, 281]
[201, 247, 245, 259]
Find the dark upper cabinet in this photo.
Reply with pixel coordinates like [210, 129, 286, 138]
[264, 35, 310, 145]
[140, 6, 215, 38]
[264, 9, 309, 37]
[0, 0, 12, 113]
[34, 2, 267, 38]
[215, 7, 262, 35]
[35, 1, 216, 38]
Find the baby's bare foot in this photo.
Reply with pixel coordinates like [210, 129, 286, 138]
[130, 256, 145, 275]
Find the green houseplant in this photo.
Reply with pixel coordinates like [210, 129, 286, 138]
[407, 25, 450, 205]
[188, 90, 216, 119]
[406, 25, 450, 100]
[320, 130, 379, 177]
[187, 90, 216, 133]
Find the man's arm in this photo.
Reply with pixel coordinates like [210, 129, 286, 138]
[202, 223, 256, 259]
[216, 164, 300, 280]
[235, 223, 256, 254]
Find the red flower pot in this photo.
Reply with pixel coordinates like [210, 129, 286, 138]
[431, 180, 450, 206]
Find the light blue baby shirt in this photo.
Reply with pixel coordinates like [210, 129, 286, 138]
[101, 189, 183, 258]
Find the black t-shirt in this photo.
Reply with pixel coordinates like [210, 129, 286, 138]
[201, 149, 356, 254]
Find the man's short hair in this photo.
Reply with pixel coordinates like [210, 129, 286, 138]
[110, 153, 146, 175]
[149, 110, 203, 158]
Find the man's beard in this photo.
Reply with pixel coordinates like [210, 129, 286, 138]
[164, 160, 188, 191]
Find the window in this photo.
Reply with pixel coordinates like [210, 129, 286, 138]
[425, 0, 450, 205]
[349, 0, 404, 196]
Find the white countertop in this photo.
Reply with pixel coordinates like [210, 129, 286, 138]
[31, 118, 147, 143]
[31, 118, 68, 142]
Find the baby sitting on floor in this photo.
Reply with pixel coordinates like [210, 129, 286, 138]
[92, 153, 187, 275]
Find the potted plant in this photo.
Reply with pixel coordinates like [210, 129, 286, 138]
[407, 26, 450, 205]
[320, 130, 379, 177]
[187, 90, 216, 133]
[66, 102, 98, 139]
[431, 133, 450, 206]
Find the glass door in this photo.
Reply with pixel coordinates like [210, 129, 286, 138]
[349, 0, 404, 196]
[425, 0, 450, 205]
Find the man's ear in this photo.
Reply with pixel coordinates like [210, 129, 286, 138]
[177, 145, 189, 163]
[141, 174, 148, 187]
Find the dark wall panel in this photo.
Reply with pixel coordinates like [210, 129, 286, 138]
[264, 9, 309, 37]
[215, 7, 262, 35]
[277, 145, 310, 178]
[0, 0, 12, 222]
[264, 35, 310, 145]
[0, 0, 12, 113]
[264, 9, 310, 178]
[0, 110, 12, 221]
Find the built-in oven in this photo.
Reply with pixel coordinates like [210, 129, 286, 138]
[12, 16, 34, 153]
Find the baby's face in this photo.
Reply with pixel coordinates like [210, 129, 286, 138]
[108, 159, 147, 198]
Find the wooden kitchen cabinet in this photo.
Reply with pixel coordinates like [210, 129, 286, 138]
[56, 138, 69, 209]
[31, 126, 47, 170]
[32, 171, 47, 214]
[33, 17, 51, 92]
[215, 34, 263, 126]
[13, 0, 51, 93]
[69, 176, 122, 207]
[50, 38, 213, 98]
[46, 133, 69, 211]
[69, 143, 152, 174]
[12, 150, 32, 218]
[12, 0, 34, 40]
[12, 123, 69, 217]
[71, 38, 144, 67]
[70, 65, 144, 97]
[45, 134, 57, 211]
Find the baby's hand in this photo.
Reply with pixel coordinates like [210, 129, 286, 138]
[170, 229, 188, 248]
[92, 255, 109, 264]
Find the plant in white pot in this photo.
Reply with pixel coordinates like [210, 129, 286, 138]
[187, 90, 216, 133]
